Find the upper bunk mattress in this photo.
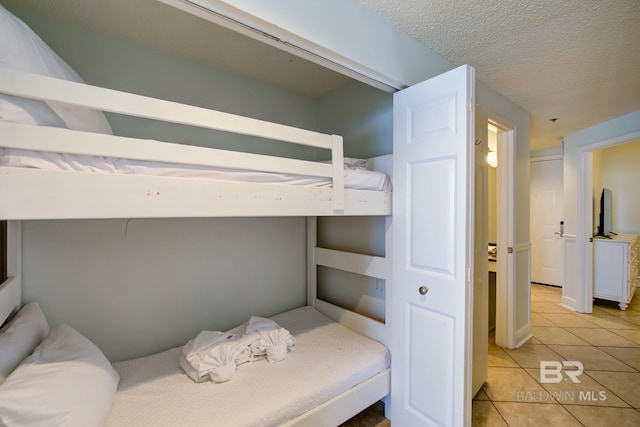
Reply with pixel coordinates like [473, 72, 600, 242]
[104, 306, 390, 427]
[0, 148, 392, 192]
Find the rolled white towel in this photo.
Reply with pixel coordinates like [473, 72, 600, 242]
[179, 354, 208, 383]
[255, 328, 295, 363]
[182, 330, 236, 371]
[198, 339, 255, 383]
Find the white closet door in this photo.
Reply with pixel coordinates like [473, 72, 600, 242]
[391, 65, 475, 427]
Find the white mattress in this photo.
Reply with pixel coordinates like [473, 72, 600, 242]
[105, 306, 390, 427]
[0, 148, 392, 192]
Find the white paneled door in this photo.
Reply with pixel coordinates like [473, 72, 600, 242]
[530, 158, 564, 286]
[391, 65, 475, 426]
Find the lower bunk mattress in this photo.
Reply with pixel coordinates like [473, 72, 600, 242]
[105, 306, 391, 427]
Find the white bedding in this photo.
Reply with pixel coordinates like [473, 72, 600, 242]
[0, 148, 392, 192]
[105, 306, 390, 427]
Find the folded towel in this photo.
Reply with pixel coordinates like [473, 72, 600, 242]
[181, 316, 296, 383]
[183, 330, 236, 369]
[179, 354, 208, 383]
[252, 328, 295, 363]
[244, 316, 280, 336]
[198, 340, 244, 383]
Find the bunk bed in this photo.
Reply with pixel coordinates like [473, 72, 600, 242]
[0, 65, 391, 219]
[0, 217, 391, 426]
[0, 3, 391, 220]
[0, 3, 392, 426]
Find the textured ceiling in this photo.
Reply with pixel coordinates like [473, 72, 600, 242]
[358, 0, 640, 151]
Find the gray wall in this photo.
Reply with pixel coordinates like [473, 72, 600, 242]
[23, 218, 306, 362]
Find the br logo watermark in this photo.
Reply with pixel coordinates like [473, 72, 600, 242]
[540, 360, 584, 384]
[516, 360, 607, 402]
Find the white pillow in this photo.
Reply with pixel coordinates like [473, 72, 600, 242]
[0, 302, 49, 383]
[0, 95, 67, 128]
[0, 324, 119, 427]
[0, 4, 113, 134]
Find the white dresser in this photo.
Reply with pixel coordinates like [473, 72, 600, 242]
[593, 233, 639, 310]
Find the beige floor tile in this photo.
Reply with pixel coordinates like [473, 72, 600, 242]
[622, 315, 640, 326]
[587, 371, 640, 408]
[503, 344, 563, 369]
[474, 388, 490, 401]
[531, 301, 573, 314]
[599, 346, 640, 371]
[548, 345, 636, 372]
[609, 328, 640, 344]
[482, 367, 551, 403]
[531, 326, 590, 345]
[468, 283, 640, 426]
[565, 405, 640, 427]
[579, 313, 638, 329]
[472, 401, 508, 426]
[540, 313, 600, 328]
[488, 343, 519, 367]
[339, 401, 389, 427]
[531, 313, 557, 327]
[565, 327, 639, 347]
[493, 402, 581, 426]
[594, 303, 640, 318]
[525, 368, 630, 407]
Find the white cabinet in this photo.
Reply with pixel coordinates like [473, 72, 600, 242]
[593, 234, 639, 310]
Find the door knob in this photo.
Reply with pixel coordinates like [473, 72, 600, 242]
[419, 286, 429, 295]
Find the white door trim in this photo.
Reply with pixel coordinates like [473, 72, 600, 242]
[484, 117, 518, 349]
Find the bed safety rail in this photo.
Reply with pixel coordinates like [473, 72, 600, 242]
[0, 67, 345, 211]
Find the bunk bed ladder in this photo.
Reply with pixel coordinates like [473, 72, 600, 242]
[306, 217, 389, 346]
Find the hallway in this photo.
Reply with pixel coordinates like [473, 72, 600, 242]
[473, 283, 640, 425]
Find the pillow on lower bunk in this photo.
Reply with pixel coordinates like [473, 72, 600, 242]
[0, 4, 113, 134]
[0, 302, 49, 383]
[0, 324, 120, 427]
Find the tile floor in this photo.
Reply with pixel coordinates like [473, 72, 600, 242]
[474, 283, 640, 426]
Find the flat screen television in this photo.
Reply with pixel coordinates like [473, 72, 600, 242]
[598, 188, 613, 237]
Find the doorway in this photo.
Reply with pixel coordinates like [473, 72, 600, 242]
[576, 132, 640, 313]
[488, 118, 518, 349]
[530, 155, 564, 286]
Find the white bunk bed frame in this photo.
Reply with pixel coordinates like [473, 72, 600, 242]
[0, 66, 392, 425]
[0, 67, 391, 220]
[0, 218, 391, 426]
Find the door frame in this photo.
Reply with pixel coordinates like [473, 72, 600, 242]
[530, 154, 564, 286]
[484, 114, 519, 349]
[576, 130, 640, 312]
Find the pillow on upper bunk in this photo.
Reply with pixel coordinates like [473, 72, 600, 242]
[0, 4, 113, 135]
[0, 324, 119, 427]
[0, 302, 49, 384]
